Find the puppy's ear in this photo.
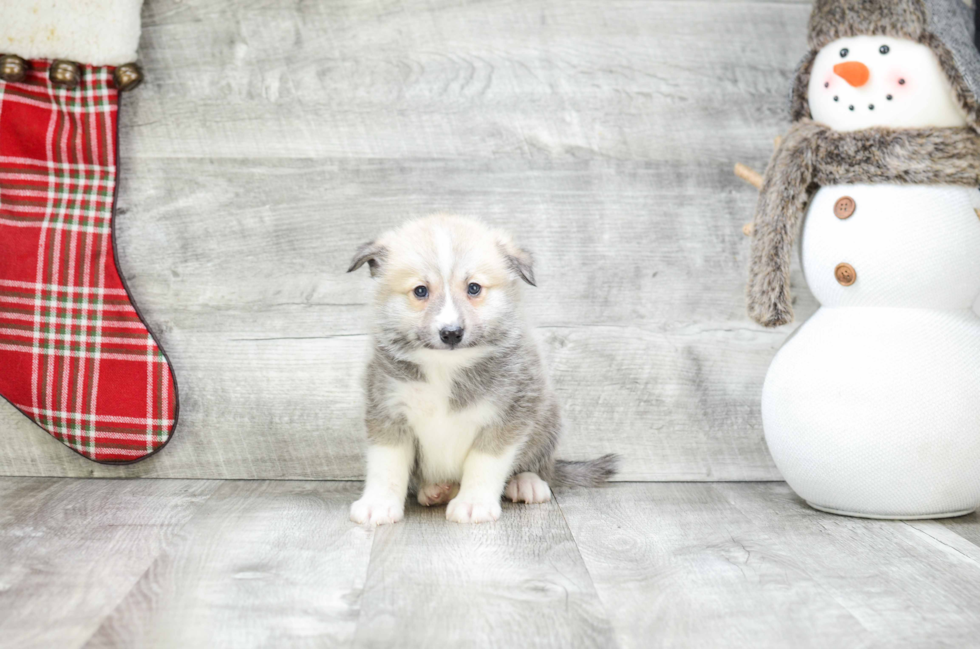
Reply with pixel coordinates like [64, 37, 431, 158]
[348, 241, 387, 277]
[497, 239, 536, 287]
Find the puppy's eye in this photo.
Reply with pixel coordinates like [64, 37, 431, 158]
[879, 45, 890, 55]
[413, 286, 428, 299]
[467, 283, 482, 296]
[840, 48, 849, 58]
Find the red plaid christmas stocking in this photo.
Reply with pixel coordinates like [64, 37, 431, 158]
[0, 1, 178, 463]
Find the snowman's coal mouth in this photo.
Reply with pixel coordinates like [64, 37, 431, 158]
[832, 95, 892, 113]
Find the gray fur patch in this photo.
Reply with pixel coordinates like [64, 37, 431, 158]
[746, 121, 980, 327]
[347, 241, 387, 277]
[552, 454, 620, 488]
[497, 242, 536, 286]
[807, 0, 927, 52]
[925, 32, 980, 130]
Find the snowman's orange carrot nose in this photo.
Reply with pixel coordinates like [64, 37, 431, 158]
[834, 61, 870, 87]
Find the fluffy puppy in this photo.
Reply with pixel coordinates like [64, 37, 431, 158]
[347, 215, 617, 525]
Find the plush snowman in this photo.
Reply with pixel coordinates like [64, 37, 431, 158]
[745, 0, 980, 518]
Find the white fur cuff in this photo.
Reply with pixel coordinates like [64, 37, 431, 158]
[0, 0, 144, 66]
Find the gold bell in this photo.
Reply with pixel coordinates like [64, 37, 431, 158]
[0, 54, 27, 83]
[113, 63, 143, 92]
[49, 60, 81, 89]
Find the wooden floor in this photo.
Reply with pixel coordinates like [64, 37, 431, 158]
[3, 478, 980, 648]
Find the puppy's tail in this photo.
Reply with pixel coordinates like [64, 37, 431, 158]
[552, 454, 620, 488]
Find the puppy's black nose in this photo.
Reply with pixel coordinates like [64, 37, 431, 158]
[439, 326, 464, 347]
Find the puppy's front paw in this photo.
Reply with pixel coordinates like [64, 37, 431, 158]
[350, 496, 405, 526]
[505, 472, 552, 504]
[417, 483, 459, 506]
[446, 493, 502, 524]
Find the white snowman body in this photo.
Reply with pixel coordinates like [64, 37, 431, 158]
[761, 36, 980, 517]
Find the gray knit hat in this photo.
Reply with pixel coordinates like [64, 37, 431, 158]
[790, 0, 980, 130]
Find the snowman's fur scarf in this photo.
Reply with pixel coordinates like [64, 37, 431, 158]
[747, 121, 980, 327]
[349, 215, 619, 494]
[792, 0, 980, 132]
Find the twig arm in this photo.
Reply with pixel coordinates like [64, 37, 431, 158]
[733, 163, 763, 190]
[735, 137, 783, 236]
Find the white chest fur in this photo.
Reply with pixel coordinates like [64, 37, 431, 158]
[387, 350, 499, 483]
[801, 184, 980, 309]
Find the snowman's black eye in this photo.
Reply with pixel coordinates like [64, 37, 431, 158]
[840, 48, 849, 58]
[879, 45, 890, 55]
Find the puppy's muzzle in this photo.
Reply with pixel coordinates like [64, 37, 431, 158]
[439, 326, 464, 347]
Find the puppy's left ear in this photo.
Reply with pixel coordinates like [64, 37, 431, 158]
[348, 241, 387, 278]
[497, 239, 536, 287]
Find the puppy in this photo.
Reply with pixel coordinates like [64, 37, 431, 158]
[347, 215, 617, 525]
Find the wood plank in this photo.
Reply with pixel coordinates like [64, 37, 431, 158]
[715, 483, 980, 647]
[903, 520, 980, 569]
[0, 158, 797, 481]
[935, 510, 980, 549]
[0, 477, 218, 649]
[85, 481, 373, 648]
[352, 499, 616, 648]
[562, 484, 980, 647]
[127, 0, 810, 160]
[0, 0, 818, 480]
[557, 483, 873, 649]
[5, 478, 980, 647]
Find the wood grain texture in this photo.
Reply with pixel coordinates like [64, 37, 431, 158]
[936, 510, 980, 549]
[353, 498, 616, 649]
[715, 484, 980, 647]
[560, 482, 980, 648]
[6, 478, 980, 647]
[127, 0, 811, 161]
[0, 0, 817, 479]
[85, 481, 373, 649]
[0, 478, 217, 649]
[556, 482, 872, 648]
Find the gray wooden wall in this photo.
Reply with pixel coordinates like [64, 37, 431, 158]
[0, 0, 817, 480]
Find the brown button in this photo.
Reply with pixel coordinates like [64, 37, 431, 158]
[835, 263, 857, 286]
[0, 54, 27, 83]
[113, 63, 143, 92]
[834, 196, 856, 220]
[49, 60, 81, 89]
